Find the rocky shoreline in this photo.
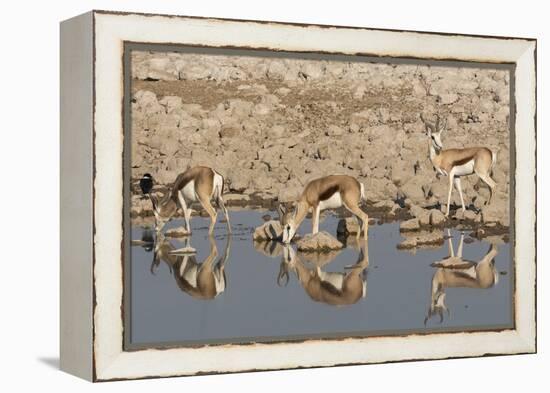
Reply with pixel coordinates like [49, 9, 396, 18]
[131, 191, 509, 246]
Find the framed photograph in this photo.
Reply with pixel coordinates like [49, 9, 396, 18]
[60, 10, 536, 381]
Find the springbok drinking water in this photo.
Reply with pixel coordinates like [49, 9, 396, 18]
[278, 174, 369, 243]
[141, 166, 231, 234]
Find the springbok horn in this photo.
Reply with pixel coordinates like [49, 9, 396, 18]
[420, 113, 436, 133]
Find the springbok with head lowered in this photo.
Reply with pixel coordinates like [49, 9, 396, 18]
[142, 166, 231, 234]
[420, 114, 497, 217]
[278, 174, 369, 243]
[425, 230, 499, 325]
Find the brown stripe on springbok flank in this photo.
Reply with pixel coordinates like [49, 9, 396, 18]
[452, 156, 475, 167]
[319, 185, 339, 201]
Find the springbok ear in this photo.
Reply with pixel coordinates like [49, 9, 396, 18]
[291, 202, 299, 217]
[425, 125, 432, 135]
[277, 204, 286, 218]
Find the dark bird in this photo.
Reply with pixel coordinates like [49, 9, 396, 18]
[139, 173, 154, 195]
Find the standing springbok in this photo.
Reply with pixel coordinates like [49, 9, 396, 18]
[420, 114, 497, 217]
[424, 230, 499, 325]
[278, 175, 369, 243]
[143, 166, 231, 234]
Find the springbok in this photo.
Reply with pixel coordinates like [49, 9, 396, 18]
[142, 166, 231, 234]
[425, 230, 499, 324]
[278, 175, 369, 243]
[151, 233, 231, 300]
[277, 238, 369, 306]
[420, 114, 497, 217]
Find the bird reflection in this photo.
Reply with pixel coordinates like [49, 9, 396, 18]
[151, 232, 231, 300]
[425, 230, 499, 325]
[277, 237, 369, 306]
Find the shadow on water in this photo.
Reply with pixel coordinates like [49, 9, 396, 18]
[129, 210, 512, 347]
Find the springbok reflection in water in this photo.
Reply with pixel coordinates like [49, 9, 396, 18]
[150, 232, 231, 300]
[425, 230, 499, 325]
[277, 237, 369, 306]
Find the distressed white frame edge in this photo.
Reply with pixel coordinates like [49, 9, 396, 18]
[90, 11, 536, 381]
[60, 11, 94, 381]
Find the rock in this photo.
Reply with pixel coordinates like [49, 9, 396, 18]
[399, 179, 427, 203]
[267, 61, 287, 80]
[169, 246, 196, 254]
[397, 230, 445, 249]
[390, 160, 413, 186]
[253, 220, 283, 241]
[226, 169, 253, 192]
[353, 83, 367, 99]
[482, 197, 508, 225]
[430, 209, 446, 226]
[220, 125, 241, 138]
[137, 57, 179, 80]
[254, 103, 271, 115]
[296, 232, 344, 252]
[363, 177, 398, 203]
[326, 125, 345, 136]
[262, 214, 272, 222]
[223, 193, 251, 205]
[270, 125, 286, 139]
[275, 87, 291, 96]
[373, 200, 395, 210]
[464, 210, 477, 221]
[165, 227, 191, 237]
[409, 205, 431, 225]
[400, 218, 420, 232]
[439, 93, 459, 104]
[158, 96, 183, 113]
[337, 217, 360, 236]
[278, 186, 301, 203]
[300, 63, 324, 80]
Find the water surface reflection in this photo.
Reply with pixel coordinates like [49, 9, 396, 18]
[128, 211, 512, 347]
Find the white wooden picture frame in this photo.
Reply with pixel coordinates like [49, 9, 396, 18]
[60, 10, 536, 381]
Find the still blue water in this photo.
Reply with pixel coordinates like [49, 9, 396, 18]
[128, 210, 513, 347]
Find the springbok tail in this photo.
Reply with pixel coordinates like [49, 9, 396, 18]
[491, 150, 497, 175]
[360, 183, 366, 205]
[221, 173, 227, 196]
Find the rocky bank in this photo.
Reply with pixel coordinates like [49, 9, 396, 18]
[130, 50, 511, 231]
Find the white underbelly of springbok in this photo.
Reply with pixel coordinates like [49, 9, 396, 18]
[182, 180, 198, 202]
[317, 270, 345, 291]
[319, 192, 343, 210]
[454, 160, 475, 177]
